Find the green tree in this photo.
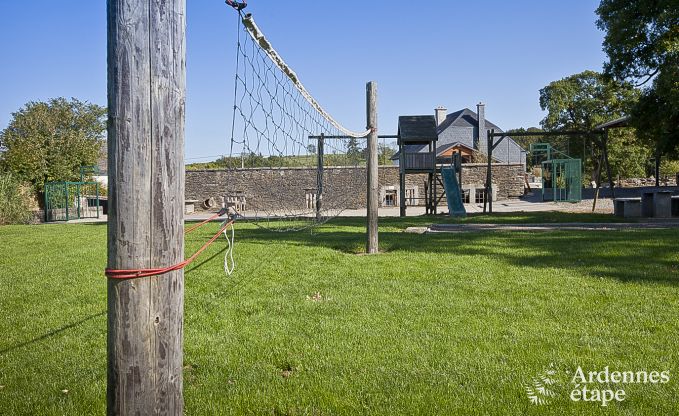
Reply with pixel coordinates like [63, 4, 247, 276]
[539, 70, 648, 178]
[0, 98, 106, 193]
[596, 0, 679, 157]
[378, 142, 396, 165]
[506, 127, 544, 152]
[539, 70, 638, 131]
[346, 137, 363, 165]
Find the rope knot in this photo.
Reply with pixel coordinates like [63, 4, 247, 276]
[225, 0, 247, 11]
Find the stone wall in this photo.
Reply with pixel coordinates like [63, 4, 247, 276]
[459, 163, 525, 199]
[185, 164, 525, 211]
[616, 177, 677, 187]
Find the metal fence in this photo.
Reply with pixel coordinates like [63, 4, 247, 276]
[44, 181, 100, 222]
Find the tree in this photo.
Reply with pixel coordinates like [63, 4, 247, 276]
[378, 142, 396, 165]
[346, 137, 363, 164]
[0, 98, 106, 193]
[596, 0, 679, 156]
[539, 70, 638, 131]
[539, 70, 647, 178]
[506, 127, 544, 152]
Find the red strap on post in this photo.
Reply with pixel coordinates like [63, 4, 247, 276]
[105, 219, 233, 280]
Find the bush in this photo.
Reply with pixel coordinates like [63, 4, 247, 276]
[0, 173, 33, 225]
[660, 159, 679, 178]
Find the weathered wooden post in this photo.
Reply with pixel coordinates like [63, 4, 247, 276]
[366, 81, 379, 254]
[399, 140, 406, 218]
[488, 130, 493, 214]
[484, 129, 494, 213]
[107, 0, 186, 414]
[316, 133, 324, 221]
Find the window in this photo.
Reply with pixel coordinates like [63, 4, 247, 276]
[475, 190, 486, 204]
[462, 189, 470, 204]
[384, 190, 397, 207]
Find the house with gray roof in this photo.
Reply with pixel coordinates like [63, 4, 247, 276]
[393, 103, 526, 167]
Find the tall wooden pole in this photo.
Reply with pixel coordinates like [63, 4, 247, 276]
[107, 0, 186, 414]
[366, 81, 379, 254]
[316, 133, 324, 221]
[484, 129, 493, 213]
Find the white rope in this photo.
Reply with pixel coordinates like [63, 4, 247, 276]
[223, 221, 235, 276]
[242, 14, 371, 139]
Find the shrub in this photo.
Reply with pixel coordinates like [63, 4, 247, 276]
[660, 159, 679, 178]
[0, 173, 33, 225]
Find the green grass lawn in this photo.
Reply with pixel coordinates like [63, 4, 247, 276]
[0, 215, 677, 415]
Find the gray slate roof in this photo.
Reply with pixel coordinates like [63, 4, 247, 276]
[436, 108, 502, 134]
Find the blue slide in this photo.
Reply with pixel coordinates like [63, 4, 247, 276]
[440, 167, 467, 217]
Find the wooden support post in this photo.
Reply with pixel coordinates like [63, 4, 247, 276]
[456, 153, 463, 195]
[484, 129, 494, 213]
[654, 150, 661, 187]
[107, 0, 186, 414]
[432, 141, 437, 215]
[602, 130, 615, 198]
[316, 134, 324, 221]
[399, 159, 406, 217]
[366, 81, 379, 254]
[592, 151, 605, 212]
[424, 180, 430, 214]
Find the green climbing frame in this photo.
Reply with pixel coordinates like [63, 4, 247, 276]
[45, 181, 100, 222]
[530, 143, 582, 203]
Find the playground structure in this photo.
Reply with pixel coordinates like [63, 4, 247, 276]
[484, 129, 614, 213]
[530, 143, 582, 202]
[44, 166, 101, 222]
[44, 181, 100, 222]
[396, 115, 466, 217]
[440, 156, 466, 217]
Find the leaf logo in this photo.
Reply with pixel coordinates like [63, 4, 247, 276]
[525, 363, 558, 405]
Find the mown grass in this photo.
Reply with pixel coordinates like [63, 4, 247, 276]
[0, 214, 677, 415]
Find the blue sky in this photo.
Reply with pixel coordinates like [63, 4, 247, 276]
[0, 1, 606, 162]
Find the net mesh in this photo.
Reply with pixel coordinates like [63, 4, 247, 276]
[227, 12, 368, 231]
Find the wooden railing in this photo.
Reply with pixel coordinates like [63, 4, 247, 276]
[403, 152, 435, 170]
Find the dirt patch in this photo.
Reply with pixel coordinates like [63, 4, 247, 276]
[306, 292, 331, 302]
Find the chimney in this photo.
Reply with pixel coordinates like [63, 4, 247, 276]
[476, 102, 486, 150]
[435, 106, 447, 127]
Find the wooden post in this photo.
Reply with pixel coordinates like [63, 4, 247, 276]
[484, 129, 494, 213]
[591, 151, 605, 212]
[654, 149, 661, 187]
[107, 0, 186, 415]
[366, 81, 379, 254]
[432, 141, 437, 215]
[456, 153, 463, 195]
[602, 130, 615, 198]
[316, 134, 324, 221]
[399, 145, 406, 217]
